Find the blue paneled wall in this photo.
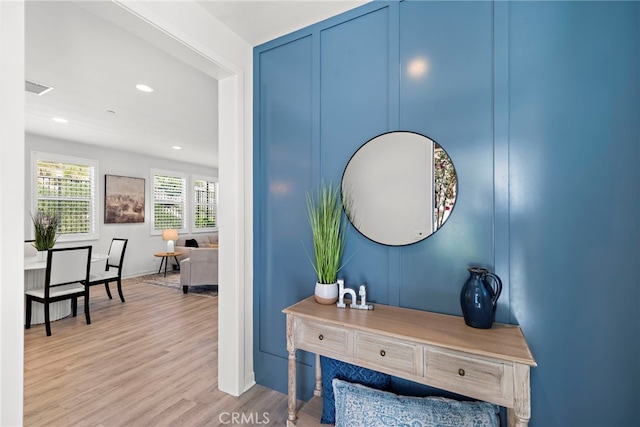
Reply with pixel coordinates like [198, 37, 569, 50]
[253, 1, 640, 426]
[508, 2, 640, 425]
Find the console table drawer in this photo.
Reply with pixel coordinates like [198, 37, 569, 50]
[424, 347, 512, 405]
[355, 332, 420, 376]
[295, 319, 350, 356]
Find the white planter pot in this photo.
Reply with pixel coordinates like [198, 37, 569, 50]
[314, 282, 338, 305]
[37, 250, 47, 262]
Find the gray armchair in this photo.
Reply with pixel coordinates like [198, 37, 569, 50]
[179, 248, 218, 294]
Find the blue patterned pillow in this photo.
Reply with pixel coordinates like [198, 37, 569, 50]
[320, 356, 391, 424]
[332, 378, 500, 427]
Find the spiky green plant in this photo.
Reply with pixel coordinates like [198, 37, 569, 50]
[306, 181, 348, 284]
[30, 210, 60, 251]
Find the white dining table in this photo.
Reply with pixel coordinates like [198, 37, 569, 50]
[24, 253, 109, 325]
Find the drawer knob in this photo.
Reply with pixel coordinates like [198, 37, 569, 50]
[380, 350, 386, 357]
[318, 334, 324, 341]
[458, 368, 465, 377]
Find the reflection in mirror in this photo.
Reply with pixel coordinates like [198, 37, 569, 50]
[341, 131, 457, 246]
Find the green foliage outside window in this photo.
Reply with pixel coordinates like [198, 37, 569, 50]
[36, 160, 93, 235]
[194, 179, 217, 229]
[195, 206, 216, 228]
[154, 204, 183, 230]
[153, 173, 186, 230]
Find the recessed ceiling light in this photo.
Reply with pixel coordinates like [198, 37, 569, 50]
[52, 117, 68, 124]
[172, 146, 182, 150]
[136, 84, 154, 93]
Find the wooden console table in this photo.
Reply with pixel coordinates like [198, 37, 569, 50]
[283, 297, 536, 426]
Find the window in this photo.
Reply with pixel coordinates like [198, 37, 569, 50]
[31, 152, 98, 241]
[151, 169, 187, 234]
[192, 175, 218, 232]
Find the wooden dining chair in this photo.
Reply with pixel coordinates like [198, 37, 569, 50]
[25, 246, 93, 336]
[89, 238, 128, 302]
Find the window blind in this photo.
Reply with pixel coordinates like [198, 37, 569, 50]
[153, 173, 186, 230]
[36, 160, 94, 235]
[194, 179, 218, 229]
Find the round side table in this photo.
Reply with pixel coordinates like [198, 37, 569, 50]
[154, 251, 182, 277]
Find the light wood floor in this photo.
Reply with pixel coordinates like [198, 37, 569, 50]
[24, 274, 290, 427]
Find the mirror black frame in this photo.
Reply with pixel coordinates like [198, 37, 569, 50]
[341, 130, 458, 246]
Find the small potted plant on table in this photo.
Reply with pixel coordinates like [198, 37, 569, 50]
[306, 181, 349, 304]
[31, 210, 60, 260]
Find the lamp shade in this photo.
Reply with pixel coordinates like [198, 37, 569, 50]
[162, 229, 178, 241]
[162, 229, 178, 253]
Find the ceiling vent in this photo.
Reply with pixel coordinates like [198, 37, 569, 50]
[25, 79, 54, 96]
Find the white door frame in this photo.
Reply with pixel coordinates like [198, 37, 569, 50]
[0, 1, 26, 424]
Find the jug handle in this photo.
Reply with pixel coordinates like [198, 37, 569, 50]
[485, 272, 502, 304]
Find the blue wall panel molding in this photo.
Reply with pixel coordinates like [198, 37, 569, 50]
[253, 35, 316, 392]
[398, 0, 496, 317]
[320, 6, 394, 306]
[493, 0, 511, 326]
[254, 0, 640, 424]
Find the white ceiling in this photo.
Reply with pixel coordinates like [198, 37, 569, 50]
[198, 1, 370, 46]
[25, 0, 369, 168]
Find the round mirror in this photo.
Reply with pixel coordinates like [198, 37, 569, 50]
[341, 131, 457, 246]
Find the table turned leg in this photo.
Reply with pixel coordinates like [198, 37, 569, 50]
[286, 315, 297, 426]
[314, 353, 322, 397]
[508, 364, 532, 427]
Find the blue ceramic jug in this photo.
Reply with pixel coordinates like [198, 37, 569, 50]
[460, 267, 502, 329]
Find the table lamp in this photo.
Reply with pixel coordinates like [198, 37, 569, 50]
[162, 229, 178, 253]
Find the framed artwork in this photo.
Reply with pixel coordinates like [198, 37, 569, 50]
[104, 174, 145, 224]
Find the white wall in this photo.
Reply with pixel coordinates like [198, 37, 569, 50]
[25, 133, 217, 277]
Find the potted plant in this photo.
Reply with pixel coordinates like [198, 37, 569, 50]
[306, 181, 349, 304]
[31, 210, 60, 260]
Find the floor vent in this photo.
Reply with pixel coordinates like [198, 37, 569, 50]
[25, 79, 54, 96]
